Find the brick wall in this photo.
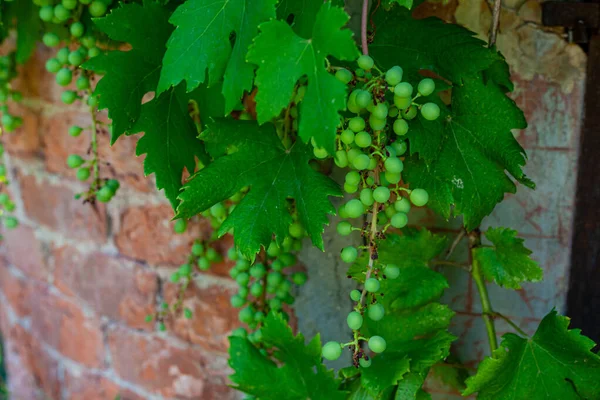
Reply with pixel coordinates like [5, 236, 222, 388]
[0, 44, 240, 400]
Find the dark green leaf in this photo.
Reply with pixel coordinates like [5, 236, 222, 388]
[13, 0, 40, 64]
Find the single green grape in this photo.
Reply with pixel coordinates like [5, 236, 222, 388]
[347, 90, 360, 114]
[335, 68, 353, 84]
[348, 117, 366, 132]
[393, 118, 409, 136]
[391, 140, 408, 156]
[365, 278, 380, 293]
[56, 48, 69, 64]
[347, 148, 361, 163]
[184, 308, 193, 319]
[236, 272, 250, 287]
[391, 212, 408, 228]
[191, 242, 204, 256]
[279, 252, 296, 266]
[289, 222, 304, 238]
[394, 197, 411, 213]
[350, 289, 361, 302]
[198, 257, 210, 270]
[53, 4, 70, 21]
[394, 95, 412, 110]
[384, 157, 403, 174]
[359, 357, 372, 368]
[293, 272, 307, 285]
[421, 102, 441, 121]
[231, 327, 247, 338]
[410, 188, 429, 207]
[418, 78, 436, 96]
[238, 307, 254, 324]
[322, 341, 342, 361]
[62, 0, 77, 10]
[367, 303, 385, 321]
[76, 76, 90, 90]
[178, 263, 192, 276]
[394, 82, 413, 98]
[354, 131, 372, 148]
[3, 216, 18, 229]
[385, 264, 400, 279]
[340, 129, 355, 145]
[70, 22, 85, 38]
[69, 125, 83, 137]
[250, 282, 263, 297]
[355, 90, 372, 109]
[89, 1, 108, 17]
[96, 186, 114, 203]
[68, 51, 84, 67]
[369, 114, 386, 131]
[337, 221, 353, 236]
[45, 58, 61, 74]
[66, 154, 84, 168]
[341, 246, 358, 263]
[352, 154, 370, 171]
[345, 171, 361, 186]
[385, 66, 403, 86]
[42, 32, 60, 48]
[368, 336, 387, 353]
[372, 103, 388, 120]
[61, 90, 77, 105]
[249, 264, 266, 279]
[313, 146, 328, 159]
[345, 199, 364, 219]
[401, 106, 418, 120]
[357, 54, 374, 70]
[267, 271, 283, 286]
[173, 219, 187, 234]
[344, 183, 358, 194]
[55, 68, 72, 87]
[373, 186, 391, 203]
[347, 311, 363, 330]
[335, 150, 348, 168]
[39, 6, 54, 21]
[76, 167, 90, 181]
[360, 188, 374, 207]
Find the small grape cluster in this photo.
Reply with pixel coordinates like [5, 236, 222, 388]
[0, 144, 18, 232]
[321, 55, 435, 367]
[0, 54, 24, 133]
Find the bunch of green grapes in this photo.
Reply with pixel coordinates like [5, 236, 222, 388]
[0, 53, 24, 134]
[321, 55, 436, 367]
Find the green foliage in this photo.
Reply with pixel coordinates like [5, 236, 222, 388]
[473, 227, 543, 289]
[229, 312, 346, 400]
[248, 1, 358, 152]
[464, 310, 600, 399]
[177, 119, 341, 258]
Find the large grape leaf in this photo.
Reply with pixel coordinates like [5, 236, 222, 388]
[229, 312, 347, 400]
[464, 310, 600, 399]
[157, 0, 277, 114]
[12, 0, 40, 64]
[83, 0, 173, 143]
[276, 0, 343, 38]
[128, 84, 208, 208]
[176, 119, 341, 258]
[403, 75, 534, 230]
[369, 7, 500, 83]
[247, 2, 359, 153]
[473, 227, 543, 289]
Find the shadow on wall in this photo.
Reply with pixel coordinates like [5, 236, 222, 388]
[0, 336, 7, 400]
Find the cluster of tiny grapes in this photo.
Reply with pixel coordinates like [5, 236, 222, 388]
[321, 55, 436, 367]
[0, 54, 24, 133]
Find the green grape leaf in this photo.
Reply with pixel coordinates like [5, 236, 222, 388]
[383, 0, 414, 9]
[157, 0, 277, 114]
[247, 2, 359, 153]
[128, 84, 208, 208]
[369, 7, 500, 82]
[473, 227, 543, 289]
[464, 310, 600, 399]
[177, 119, 341, 258]
[276, 0, 343, 38]
[404, 75, 534, 230]
[378, 229, 448, 268]
[361, 353, 411, 394]
[229, 313, 347, 400]
[12, 0, 40, 64]
[83, 0, 173, 143]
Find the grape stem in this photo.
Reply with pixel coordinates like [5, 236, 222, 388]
[469, 229, 498, 354]
[361, 0, 370, 55]
[87, 86, 101, 194]
[487, 311, 529, 337]
[489, 0, 502, 47]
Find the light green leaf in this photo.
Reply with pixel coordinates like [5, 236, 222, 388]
[247, 2, 359, 153]
[464, 310, 600, 399]
[158, 0, 277, 114]
[83, 0, 173, 143]
[177, 119, 341, 258]
[473, 227, 543, 289]
[361, 353, 411, 395]
[229, 313, 347, 400]
[129, 84, 207, 208]
[378, 229, 448, 268]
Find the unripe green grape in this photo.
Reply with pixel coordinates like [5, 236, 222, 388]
[178, 263, 192, 276]
[191, 242, 204, 256]
[76, 167, 90, 181]
[352, 154, 370, 171]
[373, 186, 390, 203]
[410, 188, 429, 206]
[42, 32, 60, 47]
[334, 150, 348, 168]
[355, 90, 372, 109]
[368, 336, 387, 353]
[67, 154, 84, 168]
[350, 289, 361, 302]
[239, 307, 254, 324]
[236, 272, 250, 287]
[345, 199, 364, 218]
[338, 204, 348, 219]
[68, 51, 84, 66]
[360, 188, 374, 207]
[269, 297, 282, 310]
[313, 146, 328, 159]
[280, 252, 297, 266]
[372, 103, 388, 120]
[250, 264, 266, 279]
[347, 90, 360, 114]
[385, 205, 396, 218]
[228, 246, 240, 260]
[293, 272, 308, 285]
[173, 219, 187, 234]
[418, 78, 436, 96]
[365, 278, 380, 293]
[347, 148, 361, 163]
[170, 271, 181, 283]
[359, 357, 372, 368]
[70, 22, 85, 38]
[391, 140, 407, 156]
[341, 246, 358, 263]
[335, 68, 353, 84]
[254, 311, 265, 322]
[96, 186, 114, 202]
[385, 65, 403, 86]
[355, 68, 365, 77]
[343, 182, 358, 194]
[385, 171, 401, 185]
[389, 106, 399, 118]
[54, 4, 70, 21]
[367, 157, 377, 171]
[401, 106, 418, 120]
[1, 114, 14, 128]
[384, 157, 403, 174]
[369, 114, 386, 131]
[69, 125, 83, 137]
[76, 76, 91, 90]
[3, 217, 18, 229]
[337, 221, 353, 236]
[357, 54, 374, 70]
[345, 171, 361, 186]
[62, 0, 77, 9]
[250, 282, 263, 297]
[379, 172, 390, 187]
[267, 271, 283, 287]
[184, 308, 193, 319]
[87, 95, 99, 107]
[61, 90, 77, 105]
[394, 197, 411, 213]
[229, 267, 240, 279]
[322, 341, 342, 361]
[206, 247, 220, 262]
[89, 1, 108, 17]
[394, 82, 413, 98]
[88, 47, 101, 58]
[421, 102, 441, 121]
[231, 327, 247, 338]
[340, 129, 354, 145]
[347, 311, 363, 330]
[385, 265, 400, 279]
[289, 222, 304, 238]
[393, 95, 412, 110]
[198, 257, 210, 270]
[366, 101, 375, 113]
[295, 85, 306, 103]
[391, 212, 408, 228]
[348, 117, 365, 132]
[0, 194, 9, 205]
[393, 118, 409, 136]
[366, 176, 375, 186]
[368, 303, 385, 321]
[39, 6, 54, 21]
[57, 48, 69, 64]
[56, 68, 72, 86]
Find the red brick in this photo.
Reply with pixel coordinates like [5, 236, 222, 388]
[53, 245, 158, 329]
[28, 285, 105, 368]
[107, 327, 235, 399]
[164, 283, 239, 352]
[18, 174, 108, 242]
[3, 102, 42, 157]
[1, 224, 48, 280]
[115, 204, 210, 266]
[64, 371, 146, 400]
[3, 325, 61, 400]
[0, 260, 33, 317]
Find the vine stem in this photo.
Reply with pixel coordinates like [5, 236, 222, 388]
[489, 0, 502, 47]
[361, 0, 369, 55]
[87, 88, 100, 191]
[489, 311, 529, 337]
[469, 229, 498, 354]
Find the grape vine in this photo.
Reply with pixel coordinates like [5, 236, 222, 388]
[0, 0, 599, 399]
